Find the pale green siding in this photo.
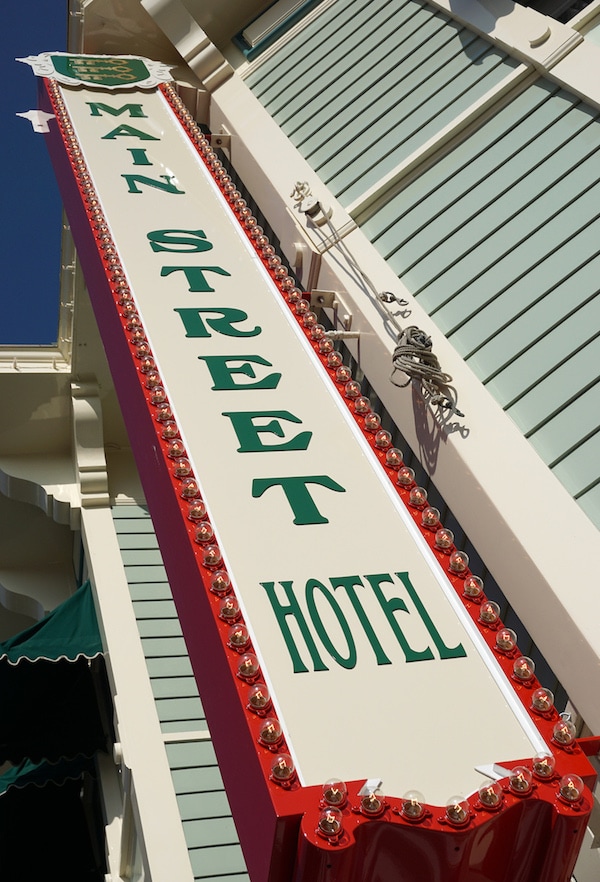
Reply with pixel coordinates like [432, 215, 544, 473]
[246, 0, 600, 528]
[246, 0, 519, 206]
[112, 505, 250, 882]
[361, 78, 600, 527]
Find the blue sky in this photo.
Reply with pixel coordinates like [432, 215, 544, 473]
[1, 3, 66, 345]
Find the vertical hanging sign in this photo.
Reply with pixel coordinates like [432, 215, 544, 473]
[31, 52, 595, 882]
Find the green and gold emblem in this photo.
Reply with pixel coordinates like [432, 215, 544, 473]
[17, 52, 172, 90]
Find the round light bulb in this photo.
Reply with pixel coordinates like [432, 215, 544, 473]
[532, 752, 556, 779]
[135, 342, 151, 359]
[318, 807, 343, 837]
[218, 596, 240, 621]
[150, 387, 168, 405]
[396, 466, 416, 487]
[479, 601, 500, 625]
[463, 574, 484, 599]
[409, 486, 428, 508]
[354, 396, 371, 414]
[334, 365, 353, 384]
[559, 774, 584, 803]
[132, 330, 147, 346]
[187, 500, 207, 521]
[449, 550, 469, 574]
[228, 623, 250, 649]
[237, 653, 260, 681]
[445, 795, 469, 825]
[364, 412, 382, 433]
[271, 754, 295, 782]
[401, 790, 426, 820]
[139, 356, 156, 374]
[210, 570, 231, 596]
[553, 718, 577, 745]
[531, 687, 554, 713]
[421, 506, 441, 529]
[202, 544, 222, 569]
[161, 421, 179, 440]
[248, 683, 271, 712]
[167, 439, 186, 459]
[478, 781, 502, 809]
[302, 311, 318, 328]
[194, 522, 215, 544]
[322, 778, 347, 807]
[513, 656, 535, 681]
[344, 380, 361, 400]
[144, 371, 162, 389]
[509, 766, 533, 794]
[259, 718, 282, 746]
[495, 628, 517, 652]
[435, 527, 454, 550]
[360, 789, 384, 816]
[374, 429, 392, 450]
[385, 447, 404, 468]
[172, 457, 192, 478]
[180, 477, 200, 499]
[155, 404, 174, 423]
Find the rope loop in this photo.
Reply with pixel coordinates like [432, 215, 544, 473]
[391, 326, 463, 416]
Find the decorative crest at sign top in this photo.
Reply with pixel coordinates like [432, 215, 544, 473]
[17, 52, 173, 90]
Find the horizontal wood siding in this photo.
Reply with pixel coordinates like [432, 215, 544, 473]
[167, 741, 248, 881]
[361, 78, 600, 527]
[246, 0, 518, 206]
[112, 505, 249, 881]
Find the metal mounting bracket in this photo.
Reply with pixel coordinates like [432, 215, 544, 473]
[310, 289, 353, 331]
[211, 131, 231, 152]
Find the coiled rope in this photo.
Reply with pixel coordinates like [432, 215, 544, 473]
[390, 324, 464, 417]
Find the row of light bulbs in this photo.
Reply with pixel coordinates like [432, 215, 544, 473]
[313, 761, 586, 840]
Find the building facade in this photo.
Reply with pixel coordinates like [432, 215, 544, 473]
[2, 0, 600, 879]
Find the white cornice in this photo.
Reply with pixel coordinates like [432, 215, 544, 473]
[72, 379, 110, 509]
[142, 0, 234, 90]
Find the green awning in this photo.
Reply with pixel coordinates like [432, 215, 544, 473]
[0, 581, 107, 765]
[0, 754, 95, 797]
[0, 580, 102, 664]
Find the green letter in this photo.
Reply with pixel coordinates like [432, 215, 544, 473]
[102, 124, 159, 140]
[127, 148, 152, 166]
[122, 175, 185, 195]
[87, 102, 147, 117]
[306, 579, 356, 669]
[396, 572, 467, 660]
[174, 307, 260, 338]
[198, 355, 280, 391]
[252, 476, 346, 525]
[330, 575, 391, 665]
[147, 230, 213, 253]
[161, 266, 230, 292]
[365, 573, 434, 662]
[223, 411, 312, 453]
[260, 580, 328, 673]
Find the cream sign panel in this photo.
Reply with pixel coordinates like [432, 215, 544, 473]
[59, 85, 544, 801]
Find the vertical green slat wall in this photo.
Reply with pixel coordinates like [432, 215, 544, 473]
[245, 0, 519, 206]
[112, 505, 250, 882]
